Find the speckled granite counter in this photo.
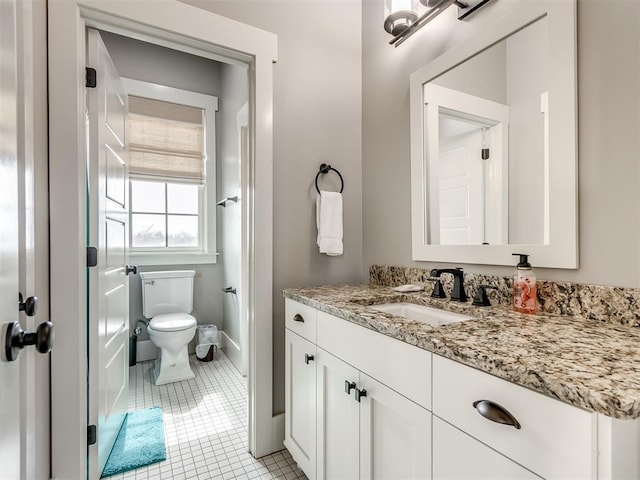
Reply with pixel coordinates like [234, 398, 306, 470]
[283, 284, 640, 420]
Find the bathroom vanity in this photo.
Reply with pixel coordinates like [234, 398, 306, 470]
[282, 284, 640, 479]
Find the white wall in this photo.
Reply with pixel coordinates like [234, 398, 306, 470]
[180, 0, 364, 414]
[363, 0, 640, 287]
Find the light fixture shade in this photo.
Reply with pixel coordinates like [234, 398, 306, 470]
[384, 0, 419, 36]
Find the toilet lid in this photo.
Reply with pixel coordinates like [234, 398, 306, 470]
[149, 313, 196, 332]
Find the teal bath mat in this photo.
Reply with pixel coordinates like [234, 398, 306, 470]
[101, 406, 166, 477]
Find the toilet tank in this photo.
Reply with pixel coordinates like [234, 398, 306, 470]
[140, 270, 196, 318]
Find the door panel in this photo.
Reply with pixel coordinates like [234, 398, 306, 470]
[87, 28, 130, 477]
[0, 0, 22, 477]
[284, 330, 317, 479]
[316, 348, 359, 480]
[359, 374, 431, 480]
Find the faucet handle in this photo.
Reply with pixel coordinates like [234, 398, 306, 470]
[472, 285, 497, 307]
[427, 277, 447, 299]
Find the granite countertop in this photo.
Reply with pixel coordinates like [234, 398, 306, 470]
[283, 283, 640, 420]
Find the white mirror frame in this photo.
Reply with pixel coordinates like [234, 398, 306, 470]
[410, 0, 578, 268]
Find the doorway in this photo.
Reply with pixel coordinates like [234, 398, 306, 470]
[48, 2, 277, 478]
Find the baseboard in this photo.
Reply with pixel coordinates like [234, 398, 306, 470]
[221, 331, 243, 373]
[136, 339, 159, 362]
[272, 413, 285, 453]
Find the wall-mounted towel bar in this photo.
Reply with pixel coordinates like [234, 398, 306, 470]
[315, 163, 344, 194]
[216, 196, 239, 207]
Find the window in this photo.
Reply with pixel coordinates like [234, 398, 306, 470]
[123, 78, 218, 265]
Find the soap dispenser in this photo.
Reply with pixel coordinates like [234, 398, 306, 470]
[512, 253, 537, 315]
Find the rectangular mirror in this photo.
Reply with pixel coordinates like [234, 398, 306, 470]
[410, 0, 577, 268]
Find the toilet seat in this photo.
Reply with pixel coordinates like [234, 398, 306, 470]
[149, 313, 196, 332]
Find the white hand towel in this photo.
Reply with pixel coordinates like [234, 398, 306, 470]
[316, 190, 343, 256]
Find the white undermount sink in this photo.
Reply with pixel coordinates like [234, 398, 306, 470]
[368, 302, 474, 327]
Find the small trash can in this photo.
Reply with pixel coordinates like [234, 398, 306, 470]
[196, 324, 220, 362]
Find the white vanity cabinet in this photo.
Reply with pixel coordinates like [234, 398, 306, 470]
[284, 298, 640, 479]
[284, 299, 432, 480]
[284, 301, 318, 479]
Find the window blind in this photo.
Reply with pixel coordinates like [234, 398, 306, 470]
[128, 95, 205, 183]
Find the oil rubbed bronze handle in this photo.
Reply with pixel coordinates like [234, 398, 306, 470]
[473, 400, 521, 430]
[293, 314, 304, 323]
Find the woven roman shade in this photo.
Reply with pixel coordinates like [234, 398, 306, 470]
[128, 95, 205, 183]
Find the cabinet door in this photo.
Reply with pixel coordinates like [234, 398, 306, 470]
[433, 417, 541, 479]
[316, 348, 360, 480]
[359, 373, 431, 480]
[285, 329, 317, 479]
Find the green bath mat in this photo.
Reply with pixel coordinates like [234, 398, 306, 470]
[101, 406, 166, 477]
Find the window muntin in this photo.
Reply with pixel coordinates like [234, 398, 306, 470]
[130, 180, 201, 249]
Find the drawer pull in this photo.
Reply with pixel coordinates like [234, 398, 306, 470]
[304, 353, 314, 364]
[293, 314, 305, 323]
[473, 400, 521, 430]
[345, 381, 356, 395]
[355, 388, 367, 403]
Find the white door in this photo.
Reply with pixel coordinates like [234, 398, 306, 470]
[0, 0, 22, 477]
[284, 330, 317, 479]
[316, 348, 359, 480]
[86, 28, 130, 477]
[359, 374, 431, 479]
[432, 417, 540, 479]
[438, 124, 484, 245]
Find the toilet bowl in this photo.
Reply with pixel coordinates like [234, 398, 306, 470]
[147, 313, 197, 385]
[140, 270, 198, 385]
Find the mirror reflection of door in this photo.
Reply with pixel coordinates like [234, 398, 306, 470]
[424, 84, 510, 246]
[437, 114, 484, 245]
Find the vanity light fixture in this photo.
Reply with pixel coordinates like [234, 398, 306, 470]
[385, 0, 493, 47]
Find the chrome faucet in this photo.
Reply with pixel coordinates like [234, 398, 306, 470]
[429, 268, 468, 302]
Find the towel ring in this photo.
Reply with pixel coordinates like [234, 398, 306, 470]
[315, 163, 344, 194]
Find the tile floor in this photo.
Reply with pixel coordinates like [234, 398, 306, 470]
[104, 351, 306, 480]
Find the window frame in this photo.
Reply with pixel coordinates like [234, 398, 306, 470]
[122, 77, 219, 265]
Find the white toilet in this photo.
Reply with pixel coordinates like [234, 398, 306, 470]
[140, 270, 198, 385]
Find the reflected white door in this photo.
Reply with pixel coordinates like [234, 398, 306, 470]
[438, 128, 484, 245]
[87, 28, 130, 477]
[0, 0, 22, 477]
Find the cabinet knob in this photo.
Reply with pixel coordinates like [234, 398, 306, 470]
[345, 381, 356, 395]
[304, 353, 314, 365]
[293, 314, 304, 323]
[472, 400, 521, 430]
[355, 388, 367, 402]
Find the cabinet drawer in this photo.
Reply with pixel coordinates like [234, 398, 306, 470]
[317, 310, 431, 410]
[285, 299, 317, 342]
[433, 416, 540, 479]
[433, 355, 595, 479]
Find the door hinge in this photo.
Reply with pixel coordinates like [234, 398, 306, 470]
[87, 425, 97, 446]
[86, 67, 97, 88]
[87, 246, 98, 268]
[482, 148, 490, 160]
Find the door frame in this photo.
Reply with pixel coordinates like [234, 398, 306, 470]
[48, 1, 277, 478]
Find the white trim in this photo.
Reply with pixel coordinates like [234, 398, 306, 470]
[49, 1, 277, 478]
[409, 0, 578, 268]
[221, 330, 243, 373]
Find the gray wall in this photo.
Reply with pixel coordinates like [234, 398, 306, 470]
[363, 0, 640, 288]
[181, 0, 364, 414]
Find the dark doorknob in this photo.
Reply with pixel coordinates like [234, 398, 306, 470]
[3, 321, 54, 362]
[125, 265, 138, 275]
[18, 293, 38, 317]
